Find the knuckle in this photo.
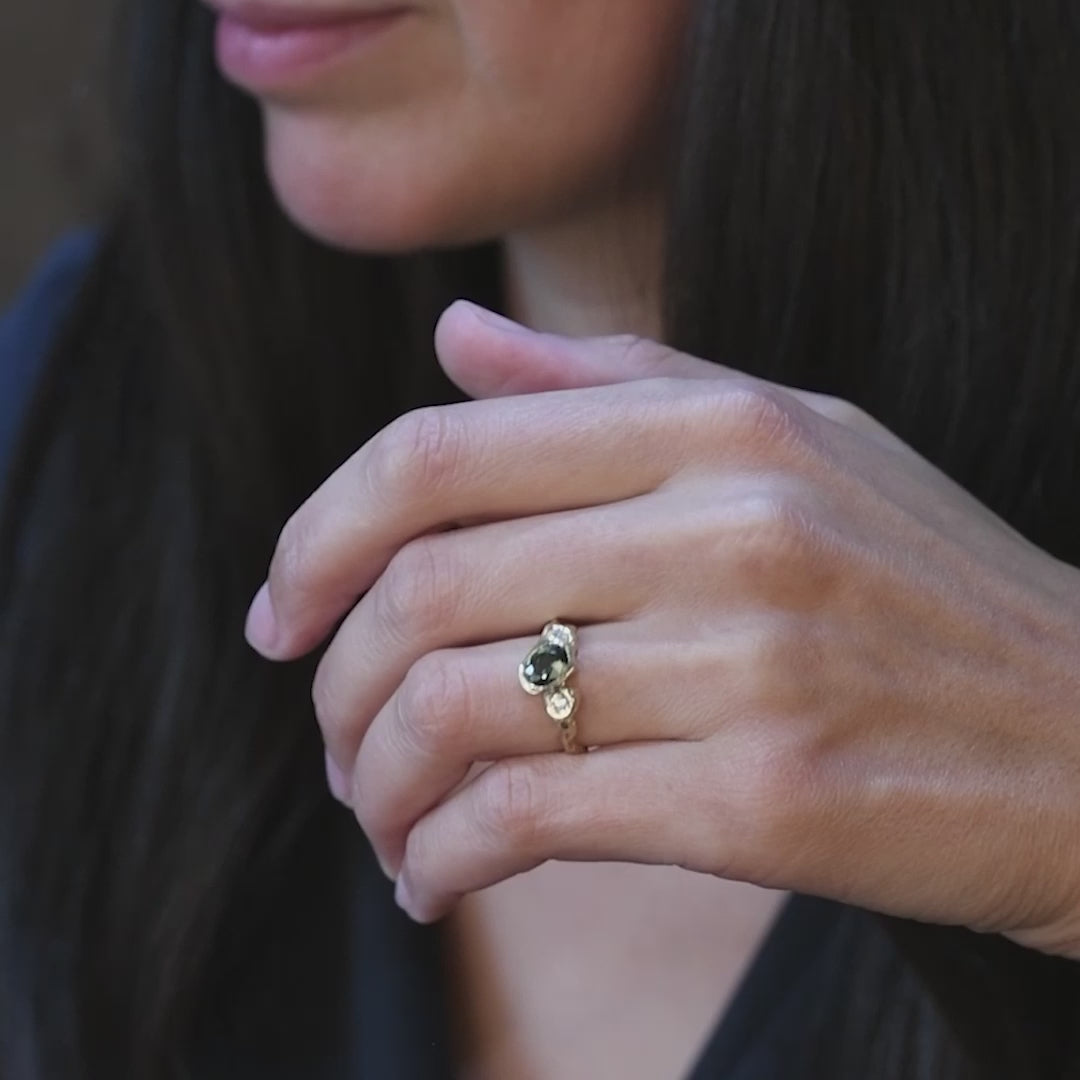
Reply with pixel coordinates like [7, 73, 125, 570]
[374, 537, 462, 645]
[723, 486, 848, 612]
[394, 653, 470, 759]
[727, 486, 827, 569]
[615, 333, 676, 370]
[371, 406, 466, 500]
[717, 383, 825, 462]
[470, 760, 553, 851]
[814, 392, 871, 431]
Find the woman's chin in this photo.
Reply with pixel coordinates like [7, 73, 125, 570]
[261, 137, 493, 256]
[266, 174, 423, 254]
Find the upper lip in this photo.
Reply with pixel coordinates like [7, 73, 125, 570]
[206, 0, 410, 29]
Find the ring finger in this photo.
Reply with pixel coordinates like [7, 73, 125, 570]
[312, 490, 672, 774]
[350, 616, 768, 878]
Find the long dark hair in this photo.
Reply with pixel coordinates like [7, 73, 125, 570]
[3, 0, 1080, 1076]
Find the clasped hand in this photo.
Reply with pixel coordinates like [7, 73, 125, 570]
[244, 301, 1080, 959]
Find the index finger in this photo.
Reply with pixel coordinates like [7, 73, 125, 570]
[244, 375, 728, 659]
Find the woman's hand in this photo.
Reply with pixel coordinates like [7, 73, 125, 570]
[244, 301, 1080, 960]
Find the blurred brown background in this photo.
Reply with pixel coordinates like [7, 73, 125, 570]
[1, 4, 113, 307]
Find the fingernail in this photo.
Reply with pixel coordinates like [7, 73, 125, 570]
[455, 299, 530, 335]
[394, 873, 414, 913]
[325, 749, 351, 806]
[244, 582, 279, 653]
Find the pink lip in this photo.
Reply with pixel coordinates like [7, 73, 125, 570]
[212, 3, 411, 89]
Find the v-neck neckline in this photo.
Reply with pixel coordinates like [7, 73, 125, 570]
[354, 830, 841, 1079]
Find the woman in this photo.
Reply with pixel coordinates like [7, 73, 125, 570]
[3, 0, 1080, 1077]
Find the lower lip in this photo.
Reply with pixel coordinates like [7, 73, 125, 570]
[214, 10, 408, 88]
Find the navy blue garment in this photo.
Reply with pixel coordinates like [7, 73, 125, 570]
[11, 233, 1076, 1079]
[0, 228, 99, 472]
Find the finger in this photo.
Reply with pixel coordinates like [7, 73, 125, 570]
[350, 622, 762, 877]
[250, 374, 776, 661]
[434, 301, 740, 394]
[310, 490, 667, 772]
[312, 466, 840, 775]
[392, 740, 744, 923]
[435, 300, 912, 454]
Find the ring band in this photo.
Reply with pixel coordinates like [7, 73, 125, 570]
[518, 620, 586, 754]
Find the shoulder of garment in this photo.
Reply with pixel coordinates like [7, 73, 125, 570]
[0, 226, 101, 480]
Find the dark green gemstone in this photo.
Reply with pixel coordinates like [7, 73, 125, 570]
[522, 642, 569, 688]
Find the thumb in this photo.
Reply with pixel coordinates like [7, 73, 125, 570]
[434, 300, 913, 455]
[433, 299, 741, 400]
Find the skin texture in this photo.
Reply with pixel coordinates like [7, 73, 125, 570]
[218, 1, 1080, 961]
[245, 302, 1080, 960]
[210, 0, 691, 251]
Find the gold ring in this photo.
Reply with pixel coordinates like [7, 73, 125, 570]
[518, 620, 585, 754]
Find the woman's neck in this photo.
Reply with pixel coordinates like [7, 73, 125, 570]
[500, 188, 664, 341]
